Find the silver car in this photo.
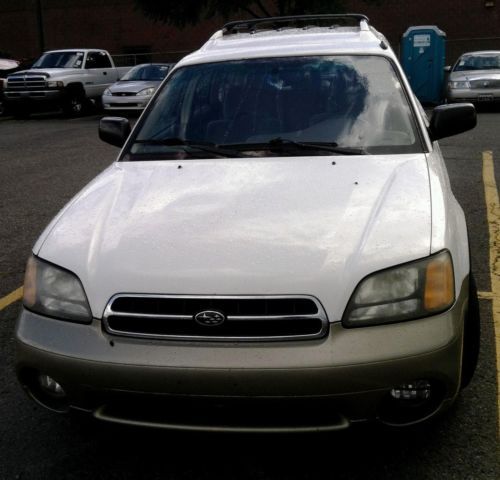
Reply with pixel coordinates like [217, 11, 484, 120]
[102, 63, 172, 112]
[446, 50, 500, 104]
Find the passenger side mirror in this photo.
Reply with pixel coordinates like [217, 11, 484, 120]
[99, 117, 131, 147]
[428, 103, 476, 141]
[444, 65, 452, 73]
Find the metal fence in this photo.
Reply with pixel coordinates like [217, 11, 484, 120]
[111, 50, 192, 67]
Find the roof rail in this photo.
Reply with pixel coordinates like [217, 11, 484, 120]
[222, 14, 370, 35]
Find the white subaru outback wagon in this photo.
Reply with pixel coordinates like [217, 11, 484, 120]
[16, 15, 480, 431]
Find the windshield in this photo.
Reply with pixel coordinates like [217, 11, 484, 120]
[128, 56, 422, 159]
[454, 53, 500, 71]
[120, 64, 170, 81]
[32, 51, 84, 69]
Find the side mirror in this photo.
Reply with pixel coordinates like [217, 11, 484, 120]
[429, 103, 476, 141]
[444, 65, 452, 73]
[99, 117, 131, 147]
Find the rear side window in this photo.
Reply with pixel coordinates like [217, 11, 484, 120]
[85, 52, 112, 69]
[133, 56, 423, 156]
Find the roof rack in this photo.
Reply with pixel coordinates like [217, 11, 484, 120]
[222, 14, 370, 35]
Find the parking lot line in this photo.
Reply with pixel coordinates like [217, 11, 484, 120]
[481, 150, 500, 433]
[0, 287, 23, 311]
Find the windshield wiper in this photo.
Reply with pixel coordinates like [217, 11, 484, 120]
[133, 138, 246, 158]
[225, 137, 367, 155]
[268, 137, 367, 155]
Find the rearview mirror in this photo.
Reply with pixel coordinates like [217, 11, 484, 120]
[428, 104, 476, 141]
[99, 117, 131, 147]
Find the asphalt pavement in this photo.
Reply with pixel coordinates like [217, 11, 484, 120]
[0, 111, 498, 479]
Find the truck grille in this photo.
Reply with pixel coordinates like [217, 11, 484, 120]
[7, 75, 47, 91]
[103, 295, 329, 341]
[469, 78, 500, 89]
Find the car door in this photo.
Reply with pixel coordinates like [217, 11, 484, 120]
[84, 51, 114, 98]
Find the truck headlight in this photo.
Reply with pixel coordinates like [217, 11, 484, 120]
[47, 81, 64, 88]
[23, 256, 92, 323]
[449, 80, 470, 89]
[136, 87, 155, 97]
[342, 251, 454, 327]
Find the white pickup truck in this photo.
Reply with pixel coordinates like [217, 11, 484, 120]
[4, 49, 131, 117]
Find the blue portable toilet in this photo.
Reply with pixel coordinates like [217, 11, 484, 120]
[401, 26, 446, 104]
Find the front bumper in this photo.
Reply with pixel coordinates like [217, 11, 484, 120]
[4, 89, 66, 114]
[15, 282, 467, 431]
[447, 88, 500, 103]
[4, 89, 64, 105]
[102, 95, 150, 111]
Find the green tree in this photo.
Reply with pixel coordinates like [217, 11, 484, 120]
[134, 0, 381, 28]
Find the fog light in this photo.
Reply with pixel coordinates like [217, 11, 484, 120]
[38, 374, 66, 397]
[390, 380, 431, 401]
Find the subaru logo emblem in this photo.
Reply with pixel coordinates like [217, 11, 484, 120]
[194, 310, 226, 327]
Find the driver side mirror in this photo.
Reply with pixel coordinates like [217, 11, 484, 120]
[99, 117, 131, 147]
[428, 103, 476, 141]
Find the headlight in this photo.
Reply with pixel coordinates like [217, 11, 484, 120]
[103, 88, 111, 96]
[23, 256, 92, 323]
[47, 80, 64, 88]
[342, 251, 455, 327]
[136, 87, 155, 97]
[449, 80, 470, 89]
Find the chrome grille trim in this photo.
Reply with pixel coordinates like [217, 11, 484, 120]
[102, 294, 329, 342]
[7, 75, 47, 91]
[469, 79, 500, 89]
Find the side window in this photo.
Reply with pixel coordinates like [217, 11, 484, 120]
[85, 52, 112, 69]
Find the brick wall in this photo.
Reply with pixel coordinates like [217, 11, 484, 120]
[1, 0, 499, 64]
[347, 0, 500, 62]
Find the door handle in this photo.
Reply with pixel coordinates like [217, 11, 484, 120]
[103, 71, 107, 75]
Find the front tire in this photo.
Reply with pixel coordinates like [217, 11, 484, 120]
[460, 274, 480, 388]
[63, 90, 87, 117]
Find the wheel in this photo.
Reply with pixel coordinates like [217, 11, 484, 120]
[63, 91, 87, 117]
[460, 274, 480, 388]
[90, 96, 103, 113]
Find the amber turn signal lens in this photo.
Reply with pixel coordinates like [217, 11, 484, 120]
[424, 254, 454, 311]
[23, 256, 37, 307]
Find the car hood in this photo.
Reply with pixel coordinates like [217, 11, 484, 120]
[108, 81, 160, 93]
[449, 69, 500, 82]
[35, 155, 432, 319]
[8, 68, 82, 78]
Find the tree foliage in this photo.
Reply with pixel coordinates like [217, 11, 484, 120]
[134, 0, 382, 28]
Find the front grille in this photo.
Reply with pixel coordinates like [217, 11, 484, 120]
[111, 92, 136, 96]
[7, 75, 47, 91]
[103, 295, 328, 341]
[469, 78, 500, 89]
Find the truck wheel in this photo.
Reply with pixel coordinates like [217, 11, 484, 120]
[460, 274, 481, 389]
[63, 91, 87, 117]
